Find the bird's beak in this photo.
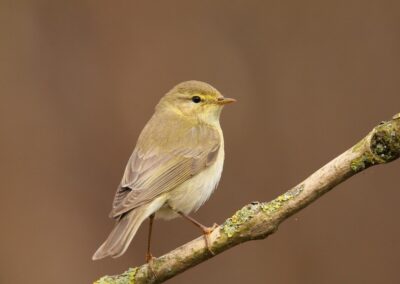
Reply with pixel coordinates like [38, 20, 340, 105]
[217, 97, 237, 105]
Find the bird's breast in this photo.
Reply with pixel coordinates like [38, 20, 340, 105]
[156, 138, 225, 220]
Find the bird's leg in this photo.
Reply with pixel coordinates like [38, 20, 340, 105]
[176, 210, 218, 255]
[146, 213, 158, 281]
[146, 213, 156, 263]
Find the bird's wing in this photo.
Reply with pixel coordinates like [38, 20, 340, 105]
[110, 115, 221, 218]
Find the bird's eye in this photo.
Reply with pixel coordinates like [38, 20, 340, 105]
[191, 96, 202, 103]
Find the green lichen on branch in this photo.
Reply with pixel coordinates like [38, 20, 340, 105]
[350, 152, 377, 172]
[371, 128, 400, 162]
[351, 116, 400, 173]
[221, 184, 305, 238]
[222, 203, 259, 237]
[94, 267, 137, 284]
[261, 184, 304, 214]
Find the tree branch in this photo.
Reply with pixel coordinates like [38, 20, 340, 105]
[95, 113, 400, 284]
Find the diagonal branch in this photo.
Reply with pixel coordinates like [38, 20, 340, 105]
[95, 113, 400, 284]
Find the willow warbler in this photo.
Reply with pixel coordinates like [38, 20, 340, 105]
[93, 81, 235, 260]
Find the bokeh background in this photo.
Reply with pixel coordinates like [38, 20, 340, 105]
[1, 1, 400, 283]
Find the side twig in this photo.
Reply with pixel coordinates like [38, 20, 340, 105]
[95, 113, 400, 284]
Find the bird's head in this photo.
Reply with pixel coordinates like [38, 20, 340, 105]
[157, 80, 236, 124]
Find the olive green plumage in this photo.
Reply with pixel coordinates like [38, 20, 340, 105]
[93, 81, 235, 260]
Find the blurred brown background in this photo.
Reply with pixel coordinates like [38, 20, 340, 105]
[1, 1, 400, 283]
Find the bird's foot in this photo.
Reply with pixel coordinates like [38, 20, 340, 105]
[203, 223, 219, 234]
[201, 223, 219, 255]
[146, 252, 155, 263]
[146, 253, 158, 280]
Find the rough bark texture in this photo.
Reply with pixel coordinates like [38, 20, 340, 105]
[94, 113, 400, 284]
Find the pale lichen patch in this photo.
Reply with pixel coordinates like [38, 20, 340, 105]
[94, 267, 137, 284]
[222, 204, 259, 238]
[350, 152, 377, 173]
[261, 184, 304, 214]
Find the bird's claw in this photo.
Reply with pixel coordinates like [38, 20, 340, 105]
[146, 253, 155, 263]
[202, 223, 219, 255]
[203, 223, 219, 234]
[146, 254, 158, 280]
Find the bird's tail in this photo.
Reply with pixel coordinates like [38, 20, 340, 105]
[92, 206, 150, 260]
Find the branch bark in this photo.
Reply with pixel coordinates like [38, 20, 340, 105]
[95, 113, 400, 284]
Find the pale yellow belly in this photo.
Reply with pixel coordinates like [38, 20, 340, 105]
[156, 147, 224, 220]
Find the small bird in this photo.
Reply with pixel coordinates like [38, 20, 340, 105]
[93, 81, 235, 261]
